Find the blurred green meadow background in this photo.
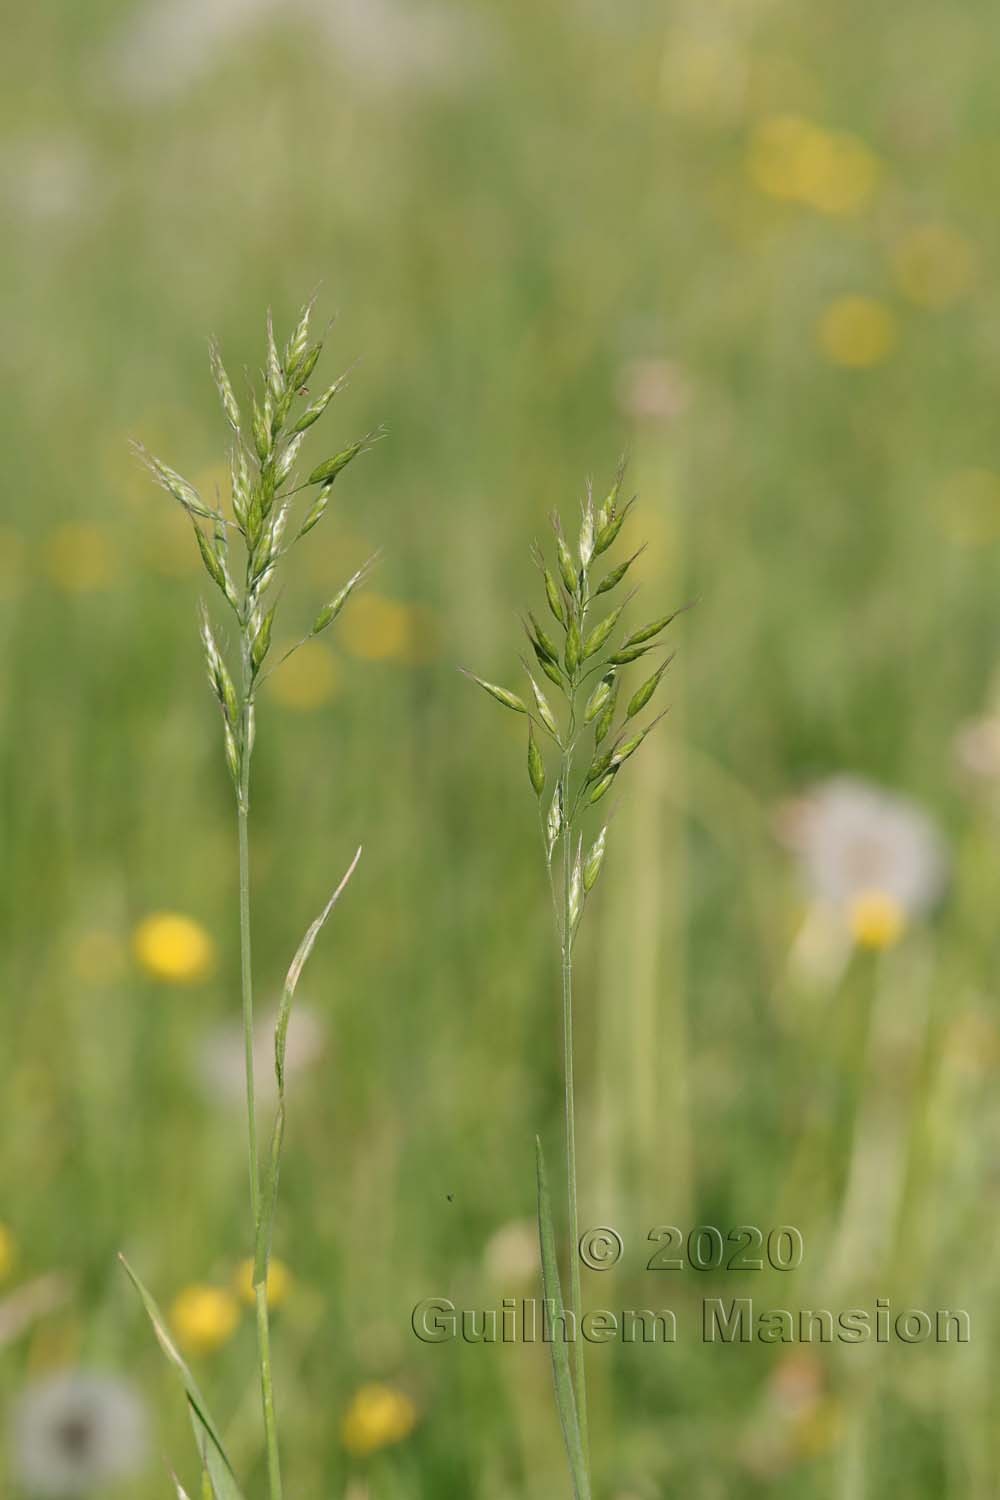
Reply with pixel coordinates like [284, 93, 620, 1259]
[3, 0, 1000, 1495]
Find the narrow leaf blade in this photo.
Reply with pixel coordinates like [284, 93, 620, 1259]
[256, 847, 363, 1282]
[118, 1256, 245, 1500]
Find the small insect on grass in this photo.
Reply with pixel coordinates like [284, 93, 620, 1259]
[124, 299, 379, 1500]
[466, 461, 689, 1499]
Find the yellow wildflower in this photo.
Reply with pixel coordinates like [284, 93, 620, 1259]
[818, 297, 897, 368]
[796, 130, 879, 215]
[170, 1285, 240, 1355]
[233, 1257, 292, 1309]
[133, 912, 215, 984]
[143, 511, 201, 579]
[848, 889, 905, 951]
[267, 640, 339, 711]
[341, 1383, 418, 1458]
[43, 524, 117, 593]
[0, 1222, 16, 1282]
[747, 115, 811, 200]
[792, 1396, 844, 1458]
[340, 594, 412, 663]
[747, 117, 878, 215]
[891, 224, 978, 309]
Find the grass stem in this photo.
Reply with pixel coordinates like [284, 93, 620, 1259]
[238, 696, 283, 1500]
[560, 745, 588, 1464]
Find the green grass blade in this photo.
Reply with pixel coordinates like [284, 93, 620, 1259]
[255, 846, 363, 1281]
[118, 1255, 246, 1500]
[535, 1137, 592, 1500]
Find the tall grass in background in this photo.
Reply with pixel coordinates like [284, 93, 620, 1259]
[468, 469, 686, 1496]
[122, 301, 378, 1499]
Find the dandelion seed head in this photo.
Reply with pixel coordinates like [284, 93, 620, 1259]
[784, 776, 947, 938]
[616, 358, 691, 427]
[9, 1371, 148, 1497]
[483, 1219, 538, 1285]
[954, 713, 1000, 780]
[196, 1003, 326, 1107]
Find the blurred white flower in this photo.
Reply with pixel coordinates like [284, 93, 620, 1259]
[780, 776, 947, 951]
[0, 138, 96, 223]
[104, 0, 274, 100]
[312, 0, 489, 90]
[483, 1219, 538, 1285]
[104, 0, 488, 102]
[616, 358, 692, 427]
[9, 1372, 148, 1497]
[197, 1002, 326, 1107]
[953, 714, 1000, 782]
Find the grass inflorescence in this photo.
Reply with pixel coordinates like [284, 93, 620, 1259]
[123, 299, 378, 1500]
[467, 463, 688, 1497]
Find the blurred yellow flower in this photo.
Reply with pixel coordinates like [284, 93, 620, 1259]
[72, 929, 127, 985]
[800, 131, 879, 215]
[267, 640, 339, 711]
[233, 1257, 292, 1309]
[133, 912, 215, 984]
[170, 1285, 240, 1355]
[0, 527, 28, 601]
[848, 889, 905, 950]
[143, 511, 201, 579]
[0, 1222, 16, 1282]
[341, 1383, 418, 1458]
[748, 117, 878, 215]
[818, 297, 897, 368]
[340, 594, 410, 663]
[933, 468, 1000, 546]
[792, 1397, 844, 1458]
[891, 224, 978, 309]
[339, 594, 439, 666]
[43, 524, 117, 593]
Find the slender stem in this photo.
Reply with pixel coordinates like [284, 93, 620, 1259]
[560, 744, 589, 1463]
[256, 1286, 283, 1500]
[237, 673, 284, 1500]
[238, 793, 260, 1227]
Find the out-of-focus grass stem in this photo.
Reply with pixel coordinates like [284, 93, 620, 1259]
[559, 728, 588, 1462]
[237, 645, 283, 1500]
